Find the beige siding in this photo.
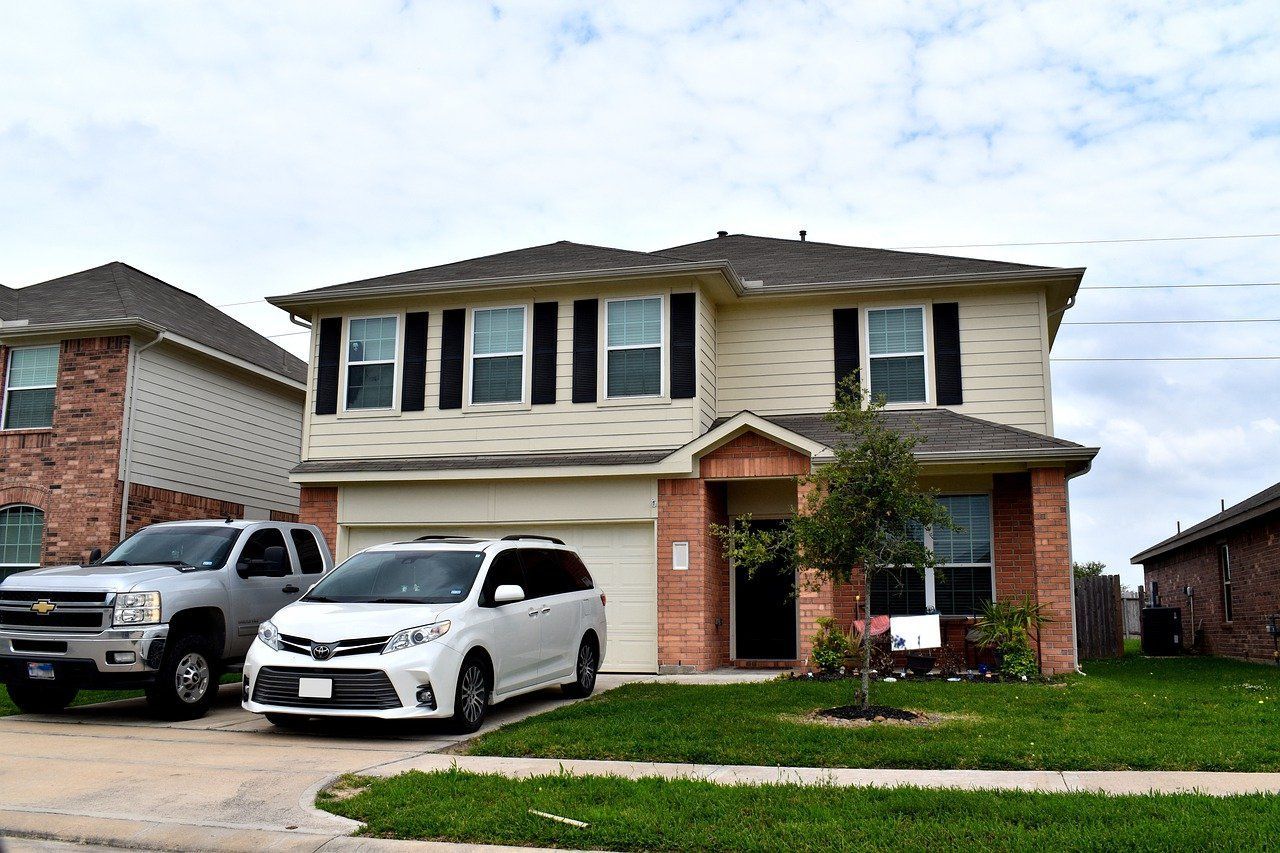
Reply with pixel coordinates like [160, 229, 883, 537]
[128, 343, 303, 513]
[305, 286, 701, 461]
[716, 288, 1052, 434]
[697, 290, 717, 431]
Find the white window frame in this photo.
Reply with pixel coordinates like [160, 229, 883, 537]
[466, 304, 529, 407]
[879, 492, 994, 616]
[1, 344, 59, 431]
[603, 295, 666, 401]
[862, 304, 932, 408]
[0, 503, 44, 575]
[341, 314, 401, 413]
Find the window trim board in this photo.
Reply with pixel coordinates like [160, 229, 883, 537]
[860, 302, 934, 409]
[601, 293, 668, 402]
[340, 313, 403, 414]
[464, 303, 532, 409]
[1, 344, 60, 432]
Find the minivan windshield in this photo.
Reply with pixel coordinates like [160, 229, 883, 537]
[303, 550, 486, 604]
[99, 526, 241, 569]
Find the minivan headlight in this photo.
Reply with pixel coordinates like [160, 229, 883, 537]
[257, 620, 283, 651]
[383, 621, 450, 654]
[113, 591, 161, 626]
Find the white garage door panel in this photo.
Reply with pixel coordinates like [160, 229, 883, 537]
[344, 522, 657, 673]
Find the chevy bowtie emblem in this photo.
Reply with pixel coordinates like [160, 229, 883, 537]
[311, 643, 334, 661]
[30, 600, 57, 615]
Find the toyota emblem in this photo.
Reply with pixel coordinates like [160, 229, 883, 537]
[310, 643, 334, 661]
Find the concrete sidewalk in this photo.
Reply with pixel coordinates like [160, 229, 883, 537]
[369, 753, 1280, 797]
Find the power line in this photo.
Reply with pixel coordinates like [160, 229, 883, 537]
[1064, 318, 1280, 325]
[894, 231, 1280, 250]
[1082, 281, 1280, 290]
[214, 299, 267, 308]
[266, 330, 309, 338]
[1052, 356, 1280, 362]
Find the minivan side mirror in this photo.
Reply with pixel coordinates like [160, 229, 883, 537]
[87, 547, 102, 565]
[493, 584, 525, 604]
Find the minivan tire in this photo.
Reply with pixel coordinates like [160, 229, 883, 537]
[7, 681, 78, 714]
[146, 632, 220, 720]
[451, 654, 491, 734]
[561, 636, 598, 698]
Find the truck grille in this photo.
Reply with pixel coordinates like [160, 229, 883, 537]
[251, 666, 403, 710]
[278, 633, 391, 658]
[0, 590, 111, 633]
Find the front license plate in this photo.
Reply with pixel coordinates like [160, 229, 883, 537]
[27, 662, 55, 681]
[298, 677, 333, 699]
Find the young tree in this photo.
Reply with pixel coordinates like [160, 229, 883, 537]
[715, 378, 954, 710]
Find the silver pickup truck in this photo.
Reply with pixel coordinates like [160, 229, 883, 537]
[0, 519, 333, 719]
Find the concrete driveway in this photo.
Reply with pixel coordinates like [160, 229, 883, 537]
[0, 676, 639, 851]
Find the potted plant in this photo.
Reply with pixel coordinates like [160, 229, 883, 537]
[973, 596, 1050, 678]
[905, 651, 936, 676]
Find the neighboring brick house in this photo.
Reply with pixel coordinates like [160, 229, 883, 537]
[1133, 481, 1280, 663]
[0, 262, 307, 578]
[269, 234, 1099, 675]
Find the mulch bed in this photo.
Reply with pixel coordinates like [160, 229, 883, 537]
[819, 704, 921, 723]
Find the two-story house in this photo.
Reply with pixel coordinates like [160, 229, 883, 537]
[0, 262, 307, 578]
[269, 234, 1099, 675]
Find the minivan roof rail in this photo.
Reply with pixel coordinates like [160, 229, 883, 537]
[500, 534, 566, 545]
[414, 535, 473, 541]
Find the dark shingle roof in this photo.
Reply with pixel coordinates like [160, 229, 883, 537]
[0, 285, 16, 319]
[657, 234, 1053, 287]
[3, 263, 306, 383]
[1132, 481, 1280, 565]
[293, 449, 671, 475]
[718, 409, 1089, 455]
[284, 241, 696, 300]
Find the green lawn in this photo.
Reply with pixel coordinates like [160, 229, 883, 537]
[319, 769, 1280, 852]
[470, 651, 1280, 771]
[1, 673, 242, 716]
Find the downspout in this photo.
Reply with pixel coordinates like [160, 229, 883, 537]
[119, 332, 167, 541]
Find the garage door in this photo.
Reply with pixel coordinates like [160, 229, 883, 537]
[344, 522, 657, 673]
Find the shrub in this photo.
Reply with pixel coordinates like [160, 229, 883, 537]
[811, 617, 852, 675]
[1000, 634, 1040, 679]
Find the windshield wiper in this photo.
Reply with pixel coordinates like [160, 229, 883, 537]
[148, 560, 195, 570]
[302, 595, 336, 603]
[370, 597, 427, 604]
[98, 560, 133, 566]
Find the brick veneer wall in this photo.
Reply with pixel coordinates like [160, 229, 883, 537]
[299, 486, 339, 556]
[699, 432, 809, 479]
[124, 483, 246, 534]
[1143, 510, 1280, 664]
[657, 478, 730, 671]
[0, 337, 130, 566]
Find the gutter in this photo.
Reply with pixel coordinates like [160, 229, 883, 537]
[119, 332, 167, 540]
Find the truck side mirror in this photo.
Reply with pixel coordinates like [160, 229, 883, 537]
[87, 548, 102, 565]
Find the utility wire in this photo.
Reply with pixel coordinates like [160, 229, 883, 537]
[894, 231, 1280, 250]
[1082, 281, 1280, 290]
[1052, 356, 1280, 362]
[1064, 318, 1280, 325]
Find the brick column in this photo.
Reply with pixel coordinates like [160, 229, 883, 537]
[794, 479, 841, 667]
[657, 478, 729, 672]
[1031, 467, 1075, 674]
[299, 486, 338, 556]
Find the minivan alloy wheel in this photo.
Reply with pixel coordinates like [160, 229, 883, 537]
[459, 664, 486, 725]
[174, 652, 210, 704]
[577, 642, 597, 690]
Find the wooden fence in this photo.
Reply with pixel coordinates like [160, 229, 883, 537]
[1075, 574, 1124, 660]
[1121, 591, 1142, 637]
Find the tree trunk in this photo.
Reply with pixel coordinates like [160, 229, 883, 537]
[861, 565, 872, 711]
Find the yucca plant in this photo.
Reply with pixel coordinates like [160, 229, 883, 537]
[974, 595, 1050, 676]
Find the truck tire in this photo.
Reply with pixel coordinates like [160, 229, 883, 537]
[7, 681, 78, 714]
[146, 632, 220, 720]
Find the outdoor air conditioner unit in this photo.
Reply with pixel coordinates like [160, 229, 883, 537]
[1140, 607, 1182, 656]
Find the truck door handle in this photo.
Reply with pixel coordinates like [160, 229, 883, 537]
[528, 609, 539, 618]
[282, 585, 300, 594]
[541, 606, 551, 614]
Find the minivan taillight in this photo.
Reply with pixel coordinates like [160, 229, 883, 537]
[600, 592, 607, 607]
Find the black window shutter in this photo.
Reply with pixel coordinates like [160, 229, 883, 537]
[401, 311, 428, 412]
[531, 302, 558, 405]
[932, 302, 963, 405]
[669, 292, 696, 399]
[571, 299, 598, 404]
[832, 307, 860, 397]
[314, 317, 342, 416]
[439, 308, 465, 410]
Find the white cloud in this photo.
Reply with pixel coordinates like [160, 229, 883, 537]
[1, 0, 1279, 587]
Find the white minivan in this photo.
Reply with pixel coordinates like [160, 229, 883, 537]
[242, 535, 606, 732]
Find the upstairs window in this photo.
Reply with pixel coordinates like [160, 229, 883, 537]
[868, 307, 926, 404]
[3, 345, 58, 429]
[606, 297, 662, 397]
[1218, 544, 1233, 622]
[0, 505, 44, 579]
[871, 494, 993, 617]
[346, 317, 397, 410]
[471, 307, 526, 404]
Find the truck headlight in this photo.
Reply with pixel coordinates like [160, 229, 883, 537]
[257, 620, 283, 651]
[383, 621, 450, 654]
[113, 591, 161, 627]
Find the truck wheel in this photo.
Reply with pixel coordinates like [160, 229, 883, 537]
[7, 681, 78, 714]
[450, 654, 490, 734]
[146, 633, 220, 720]
[560, 636, 598, 698]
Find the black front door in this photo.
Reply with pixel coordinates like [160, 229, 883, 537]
[733, 521, 797, 660]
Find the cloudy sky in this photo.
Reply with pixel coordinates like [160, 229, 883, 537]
[3, 1, 1279, 585]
